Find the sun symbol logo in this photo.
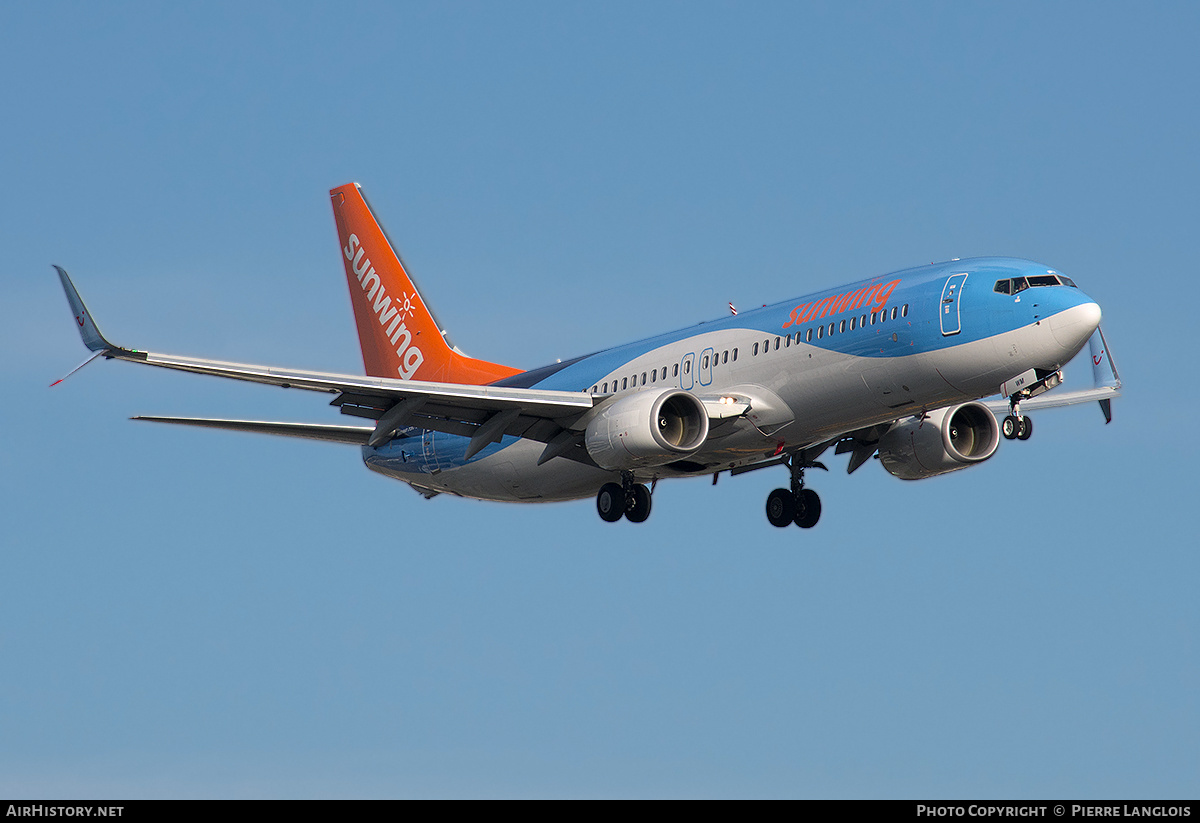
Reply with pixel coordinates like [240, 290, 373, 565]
[398, 291, 416, 320]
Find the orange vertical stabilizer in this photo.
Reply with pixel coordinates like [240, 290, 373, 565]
[330, 182, 522, 384]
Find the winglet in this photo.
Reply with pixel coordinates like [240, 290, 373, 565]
[1088, 327, 1121, 423]
[53, 266, 116, 353]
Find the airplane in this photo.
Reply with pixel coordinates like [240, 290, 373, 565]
[51, 182, 1122, 527]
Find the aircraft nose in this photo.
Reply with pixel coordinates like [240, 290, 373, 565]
[1049, 300, 1101, 352]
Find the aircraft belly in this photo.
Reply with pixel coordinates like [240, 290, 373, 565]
[364, 438, 612, 502]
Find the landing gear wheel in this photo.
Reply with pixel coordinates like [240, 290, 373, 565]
[1017, 416, 1033, 440]
[597, 482, 626, 522]
[1002, 415, 1019, 440]
[625, 484, 652, 523]
[793, 488, 821, 529]
[766, 488, 795, 528]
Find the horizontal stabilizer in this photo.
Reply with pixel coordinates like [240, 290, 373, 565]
[133, 416, 374, 445]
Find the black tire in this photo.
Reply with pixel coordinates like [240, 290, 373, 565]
[766, 488, 794, 527]
[1002, 415, 1019, 440]
[794, 488, 821, 529]
[626, 484, 652, 523]
[597, 482, 626, 522]
[1017, 416, 1033, 440]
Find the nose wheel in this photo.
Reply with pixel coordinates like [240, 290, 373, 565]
[1002, 397, 1034, 441]
[765, 454, 823, 529]
[1002, 414, 1033, 440]
[597, 474, 653, 523]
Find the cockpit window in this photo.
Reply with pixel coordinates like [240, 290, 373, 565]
[995, 273, 1076, 294]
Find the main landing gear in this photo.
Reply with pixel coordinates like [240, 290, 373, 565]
[597, 473, 653, 523]
[766, 455, 822, 529]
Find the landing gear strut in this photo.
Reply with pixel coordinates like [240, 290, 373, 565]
[597, 473, 653, 523]
[1002, 398, 1034, 441]
[1002, 369, 1062, 441]
[765, 454, 822, 529]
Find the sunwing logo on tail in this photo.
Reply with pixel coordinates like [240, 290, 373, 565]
[344, 233, 425, 380]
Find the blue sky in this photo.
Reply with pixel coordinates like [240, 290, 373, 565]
[2, 1, 1196, 798]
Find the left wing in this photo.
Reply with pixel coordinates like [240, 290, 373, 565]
[53, 266, 598, 461]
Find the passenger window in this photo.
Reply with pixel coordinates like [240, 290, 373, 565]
[592, 385, 598, 394]
[806, 329, 813, 342]
[880, 310, 886, 323]
[684, 361, 690, 374]
[641, 372, 647, 384]
[817, 325, 823, 339]
[827, 322, 835, 336]
[650, 370, 656, 383]
[732, 348, 737, 361]
[784, 335, 790, 347]
[763, 339, 770, 352]
[753, 342, 759, 356]
[902, 303, 909, 318]
[702, 356, 708, 369]
[891, 307, 898, 320]
[839, 319, 846, 333]
[860, 314, 866, 328]
[723, 351, 728, 364]
[774, 337, 780, 350]
[850, 317, 857, 331]
[870, 312, 877, 325]
[673, 364, 679, 377]
[603, 382, 608, 393]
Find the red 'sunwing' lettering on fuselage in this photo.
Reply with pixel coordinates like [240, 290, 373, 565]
[782, 279, 902, 330]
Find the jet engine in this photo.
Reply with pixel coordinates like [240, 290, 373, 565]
[585, 389, 709, 470]
[877, 402, 1000, 480]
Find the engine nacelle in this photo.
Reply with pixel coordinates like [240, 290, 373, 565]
[585, 389, 709, 470]
[878, 402, 1000, 480]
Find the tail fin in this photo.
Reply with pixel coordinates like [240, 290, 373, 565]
[329, 183, 522, 384]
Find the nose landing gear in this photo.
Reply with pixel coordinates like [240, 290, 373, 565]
[1002, 398, 1034, 441]
[1002, 369, 1061, 441]
[1002, 413, 1033, 440]
[765, 454, 823, 529]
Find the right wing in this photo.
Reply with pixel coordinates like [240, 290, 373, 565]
[983, 327, 1122, 422]
[54, 266, 598, 461]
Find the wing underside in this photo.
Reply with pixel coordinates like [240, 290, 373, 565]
[53, 265, 598, 460]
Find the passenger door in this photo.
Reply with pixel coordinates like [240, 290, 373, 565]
[940, 273, 969, 336]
